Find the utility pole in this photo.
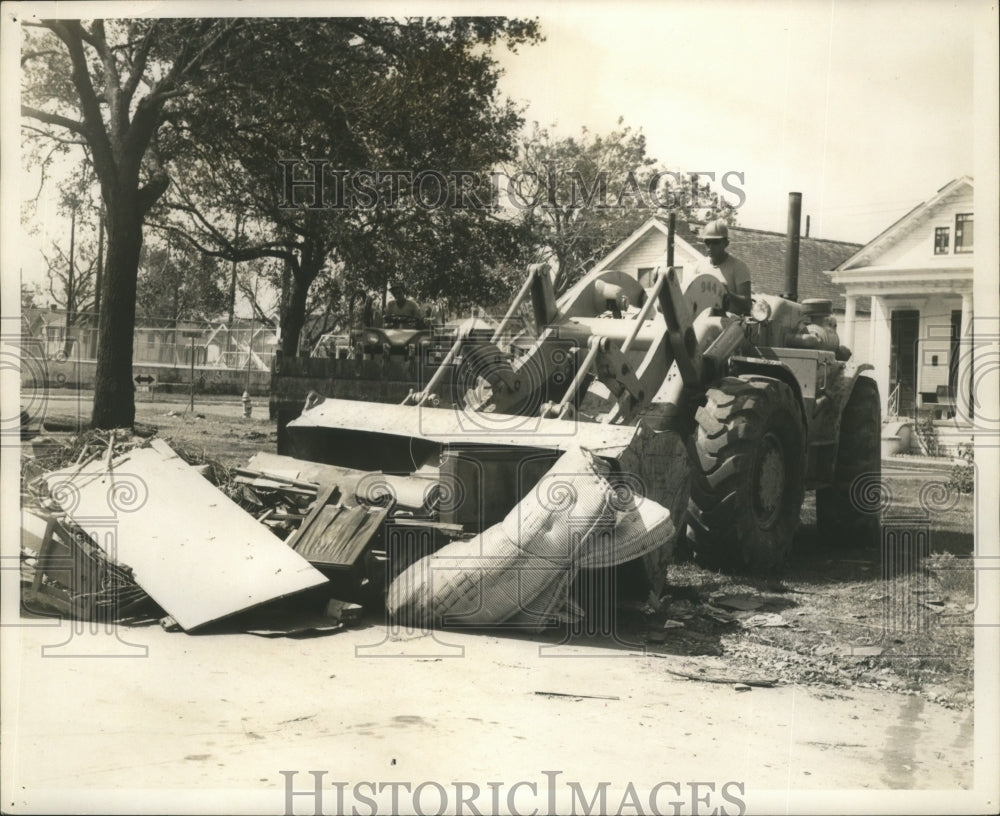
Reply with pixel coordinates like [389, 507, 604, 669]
[227, 213, 242, 352]
[94, 204, 104, 319]
[189, 334, 196, 413]
[242, 280, 257, 418]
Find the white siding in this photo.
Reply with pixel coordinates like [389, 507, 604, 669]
[877, 186, 975, 269]
[604, 231, 703, 283]
[845, 315, 871, 363]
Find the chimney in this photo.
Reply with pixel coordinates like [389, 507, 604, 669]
[805, 214, 811, 238]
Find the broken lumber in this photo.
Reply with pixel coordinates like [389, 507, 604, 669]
[43, 440, 328, 631]
[632, 654, 777, 687]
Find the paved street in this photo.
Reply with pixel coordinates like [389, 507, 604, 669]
[2, 616, 980, 814]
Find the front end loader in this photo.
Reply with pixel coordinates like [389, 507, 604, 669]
[280, 201, 880, 622]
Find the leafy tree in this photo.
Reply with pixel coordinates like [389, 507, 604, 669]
[135, 239, 229, 326]
[157, 17, 542, 356]
[21, 282, 42, 311]
[22, 18, 244, 428]
[513, 120, 738, 294]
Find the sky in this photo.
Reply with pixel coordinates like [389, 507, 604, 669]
[492, 0, 981, 243]
[5, 0, 991, 307]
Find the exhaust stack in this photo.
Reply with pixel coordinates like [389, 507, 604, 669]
[782, 192, 802, 302]
[666, 211, 676, 267]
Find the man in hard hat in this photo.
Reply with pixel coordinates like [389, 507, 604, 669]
[692, 219, 752, 315]
[383, 282, 425, 327]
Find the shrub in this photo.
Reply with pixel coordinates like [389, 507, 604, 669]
[914, 411, 941, 457]
[948, 443, 975, 494]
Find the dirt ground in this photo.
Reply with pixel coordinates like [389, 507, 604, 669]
[138, 403, 977, 710]
[7, 398, 988, 813]
[27, 400, 977, 709]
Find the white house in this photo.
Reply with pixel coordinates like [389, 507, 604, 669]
[826, 177, 974, 429]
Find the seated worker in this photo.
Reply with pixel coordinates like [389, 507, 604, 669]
[692, 219, 752, 316]
[383, 282, 425, 327]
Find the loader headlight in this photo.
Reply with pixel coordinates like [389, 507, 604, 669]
[364, 331, 381, 345]
[751, 300, 772, 323]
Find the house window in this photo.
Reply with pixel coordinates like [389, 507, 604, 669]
[934, 227, 949, 255]
[955, 213, 973, 253]
[637, 267, 656, 288]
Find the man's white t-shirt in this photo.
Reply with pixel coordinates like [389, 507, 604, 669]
[691, 253, 751, 295]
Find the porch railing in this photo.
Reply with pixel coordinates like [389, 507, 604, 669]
[885, 383, 900, 419]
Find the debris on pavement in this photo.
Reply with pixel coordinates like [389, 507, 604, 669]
[712, 594, 763, 611]
[241, 612, 345, 639]
[635, 653, 778, 687]
[325, 599, 365, 625]
[40, 439, 328, 631]
[21, 507, 161, 624]
[741, 613, 789, 629]
[534, 691, 621, 701]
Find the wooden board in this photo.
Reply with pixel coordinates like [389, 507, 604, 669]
[292, 503, 387, 568]
[44, 442, 328, 631]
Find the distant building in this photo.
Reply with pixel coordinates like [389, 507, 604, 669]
[20, 309, 278, 372]
[826, 177, 974, 423]
[20, 306, 96, 360]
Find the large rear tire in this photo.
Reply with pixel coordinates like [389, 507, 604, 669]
[686, 376, 806, 573]
[816, 376, 881, 547]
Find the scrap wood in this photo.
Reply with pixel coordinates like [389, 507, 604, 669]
[246, 452, 368, 501]
[234, 476, 317, 495]
[243, 614, 344, 638]
[233, 467, 320, 491]
[20, 508, 159, 622]
[43, 440, 327, 631]
[292, 502, 388, 568]
[267, 512, 308, 522]
[389, 518, 465, 535]
[284, 484, 340, 548]
[534, 691, 620, 701]
[633, 653, 778, 687]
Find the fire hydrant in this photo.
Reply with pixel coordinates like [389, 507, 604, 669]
[241, 390, 252, 418]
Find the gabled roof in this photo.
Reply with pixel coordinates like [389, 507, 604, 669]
[836, 176, 973, 270]
[597, 216, 866, 313]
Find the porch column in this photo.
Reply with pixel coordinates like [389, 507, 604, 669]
[843, 294, 857, 350]
[870, 295, 892, 414]
[957, 290, 974, 422]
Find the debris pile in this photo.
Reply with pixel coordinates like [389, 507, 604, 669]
[20, 429, 674, 638]
[21, 429, 163, 623]
[387, 446, 673, 629]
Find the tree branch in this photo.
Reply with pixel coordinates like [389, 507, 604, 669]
[20, 105, 87, 137]
[121, 21, 156, 108]
[44, 20, 117, 181]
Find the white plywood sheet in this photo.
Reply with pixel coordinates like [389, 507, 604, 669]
[44, 442, 327, 630]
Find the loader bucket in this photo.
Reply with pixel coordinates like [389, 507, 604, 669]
[283, 395, 642, 473]
[284, 396, 677, 621]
